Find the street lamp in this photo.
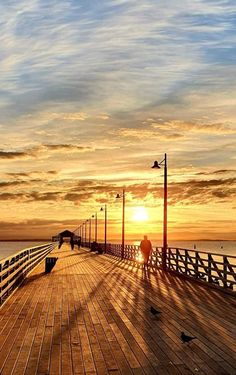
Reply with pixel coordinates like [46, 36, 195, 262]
[86, 219, 90, 246]
[152, 153, 168, 270]
[84, 221, 87, 244]
[82, 223, 85, 245]
[116, 189, 125, 259]
[100, 204, 107, 252]
[89, 218, 91, 247]
[92, 212, 98, 242]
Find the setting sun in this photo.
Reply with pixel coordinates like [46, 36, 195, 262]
[132, 206, 148, 222]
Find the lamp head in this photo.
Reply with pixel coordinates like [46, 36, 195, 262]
[152, 160, 161, 169]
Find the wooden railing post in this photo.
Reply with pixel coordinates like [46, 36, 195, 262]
[176, 249, 179, 272]
[223, 256, 228, 288]
[195, 252, 199, 279]
[167, 247, 170, 269]
[0, 263, 2, 305]
[208, 254, 212, 283]
[185, 250, 188, 275]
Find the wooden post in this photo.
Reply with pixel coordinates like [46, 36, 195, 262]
[185, 250, 188, 275]
[105, 204, 107, 253]
[162, 154, 167, 270]
[208, 254, 212, 283]
[176, 249, 179, 272]
[121, 189, 125, 259]
[223, 256, 228, 288]
[195, 252, 199, 279]
[0, 263, 2, 305]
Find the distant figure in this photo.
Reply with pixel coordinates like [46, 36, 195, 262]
[194, 244, 196, 250]
[58, 237, 64, 249]
[77, 237, 81, 249]
[70, 237, 74, 250]
[91, 241, 98, 252]
[140, 235, 152, 268]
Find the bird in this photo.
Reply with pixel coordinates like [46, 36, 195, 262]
[181, 332, 196, 344]
[150, 306, 161, 316]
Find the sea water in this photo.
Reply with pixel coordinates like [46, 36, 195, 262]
[0, 239, 236, 261]
[0, 241, 49, 261]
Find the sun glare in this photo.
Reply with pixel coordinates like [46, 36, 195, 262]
[133, 206, 148, 221]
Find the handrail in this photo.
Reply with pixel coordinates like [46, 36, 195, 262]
[0, 242, 56, 305]
[82, 241, 235, 293]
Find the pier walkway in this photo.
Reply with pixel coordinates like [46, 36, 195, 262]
[0, 245, 235, 375]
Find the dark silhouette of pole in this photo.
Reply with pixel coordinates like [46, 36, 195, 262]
[152, 153, 168, 270]
[122, 190, 125, 258]
[84, 220, 87, 246]
[116, 190, 125, 259]
[101, 204, 107, 252]
[93, 212, 97, 242]
[163, 154, 167, 270]
[105, 204, 107, 252]
[89, 218, 91, 247]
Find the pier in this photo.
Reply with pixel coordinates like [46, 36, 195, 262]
[0, 244, 236, 374]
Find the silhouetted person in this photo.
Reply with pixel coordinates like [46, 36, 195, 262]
[140, 235, 152, 269]
[77, 237, 81, 249]
[91, 241, 97, 252]
[70, 237, 74, 250]
[58, 237, 64, 249]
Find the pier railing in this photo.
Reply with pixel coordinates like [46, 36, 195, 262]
[82, 242, 235, 293]
[166, 247, 236, 291]
[0, 242, 56, 305]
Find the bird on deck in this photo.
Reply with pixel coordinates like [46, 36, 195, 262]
[150, 306, 161, 316]
[181, 332, 196, 344]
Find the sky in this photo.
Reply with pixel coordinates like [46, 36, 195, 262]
[0, 0, 236, 241]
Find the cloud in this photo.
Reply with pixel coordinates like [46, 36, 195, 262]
[0, 144, 93, 160]
[196, 169, 236, 176]
[0, 180, 29, 188]
[0, 151, 33, 160]
[5, 170, 58, 178]
[150, 119, 236, 135]
[0, 1, 236, 239]
[168, 178, 236, 205]
[115, 128, 184, 140]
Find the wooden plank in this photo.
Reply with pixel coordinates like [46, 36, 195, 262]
[0, 244, 235, 375]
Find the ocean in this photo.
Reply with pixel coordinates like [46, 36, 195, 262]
[0, 240, 235, 261]
[131, 240, 236, 257]
[0, 241, 50, 261]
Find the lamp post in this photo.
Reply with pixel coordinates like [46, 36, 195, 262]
[100, 204, 107, 252]
[116, 189, 125, 259]
[92, 213, 98, 242]
[81, 223, 84, 244]
[152, 153, 168, 270]
[89, 218, 91, 247]
[84, 220, 87, 246]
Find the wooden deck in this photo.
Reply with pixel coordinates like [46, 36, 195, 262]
[0, 245, 235, 375]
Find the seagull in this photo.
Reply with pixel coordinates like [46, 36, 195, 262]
[181, 332, 196, 344]
[150, 306, 161, 316]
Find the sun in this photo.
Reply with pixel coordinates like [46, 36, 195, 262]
[132, 206, 148, 221]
